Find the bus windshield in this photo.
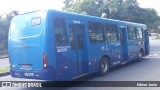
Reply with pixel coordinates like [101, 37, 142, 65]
[10, 13, 44, 38]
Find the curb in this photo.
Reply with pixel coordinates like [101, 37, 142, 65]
[0, 72, 10, 77]
[0, 56, 8, 59]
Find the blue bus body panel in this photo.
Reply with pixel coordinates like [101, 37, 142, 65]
[45, 10, 75, 80]
[10, 66, 56, 80]
[9, 11, 45, 70]
[8, 11, 57, 80]
[144, 30, 150, 55]
[8, 9, 149, 81]
[49, 10, 148, 73]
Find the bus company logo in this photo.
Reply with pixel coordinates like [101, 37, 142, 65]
[15, 72, 21, 77]
[101, 45, 108, 51]
[1, 82, 12, 87]
[73, 20, 80, 24]
[101, 46, 105, 51]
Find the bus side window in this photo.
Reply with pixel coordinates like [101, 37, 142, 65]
[136, 27, 143, 39]
[110, 24, 118, 42]
[77, 28, 84, 49]
[104, 24, 110, 42]
[53, 17, 68, 46]
[106, 24, 118, 42]
[127, 27, 137, 40]
[69, 26, 75, 49]
[88, 21, 104, 42]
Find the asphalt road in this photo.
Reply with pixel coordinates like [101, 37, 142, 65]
[0, 37, 160, 90]
[0, 58, 9, 68]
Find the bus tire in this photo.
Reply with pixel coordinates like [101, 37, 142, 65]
[99, 57, 110, 75]
[138, 50, 144, 61]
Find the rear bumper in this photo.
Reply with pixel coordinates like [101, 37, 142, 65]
[10, 66, 56, 80]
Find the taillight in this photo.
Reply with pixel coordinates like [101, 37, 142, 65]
[43, 53, 48, 70]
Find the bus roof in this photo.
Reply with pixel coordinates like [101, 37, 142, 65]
[19, 9, 147, 28]
[49, 9, 146, 28]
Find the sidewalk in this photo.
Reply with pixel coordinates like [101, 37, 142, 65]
[0, 56, 10, 77]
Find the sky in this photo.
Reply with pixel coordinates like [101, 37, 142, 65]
[0, 0, 64, 14]
[0, 0, 160, 15]
[137, 0, 160, 15]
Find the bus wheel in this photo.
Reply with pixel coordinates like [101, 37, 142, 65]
[99, 57, 110, 75]
[138, 50, 143, 61]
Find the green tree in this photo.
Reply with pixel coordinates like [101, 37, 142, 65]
[0, 10, 18, 52]
[63, 0, 160, 30]
[63, 0, 104, 17]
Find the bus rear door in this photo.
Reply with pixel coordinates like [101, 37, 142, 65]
[120, 26, 129, 62]
[127, 27, 139, 60]
[68, 24, 86, 77]
[144, 30, 150, 55]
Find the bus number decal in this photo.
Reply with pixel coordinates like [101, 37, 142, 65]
[56, 46, 70, 53]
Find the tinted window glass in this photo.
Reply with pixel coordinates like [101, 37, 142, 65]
[10, 16, 43, 38]
[69, 25, 84, 49]
[105, 24, 118, 42]
[53, 17, 67, 46]
[104, 24, 110, 42]
[69, 26, 75, 49]
[137, 27, 143, 39]
[128, 27, 136, 40]
[88, 22, 104, 42]
[77, 27, 84, 49]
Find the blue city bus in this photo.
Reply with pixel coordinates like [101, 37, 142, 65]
[8, 9, 150, 80]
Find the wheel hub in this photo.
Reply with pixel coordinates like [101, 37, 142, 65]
[102, 61, 108, 72]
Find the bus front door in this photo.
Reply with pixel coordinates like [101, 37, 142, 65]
[69, 24, 86, 77]
[144, 30, 150, 55]
[120, 27, 129, 62]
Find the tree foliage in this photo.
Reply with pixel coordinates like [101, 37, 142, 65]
[63, 0, 160, 31]
[0, 11, 18, 52]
